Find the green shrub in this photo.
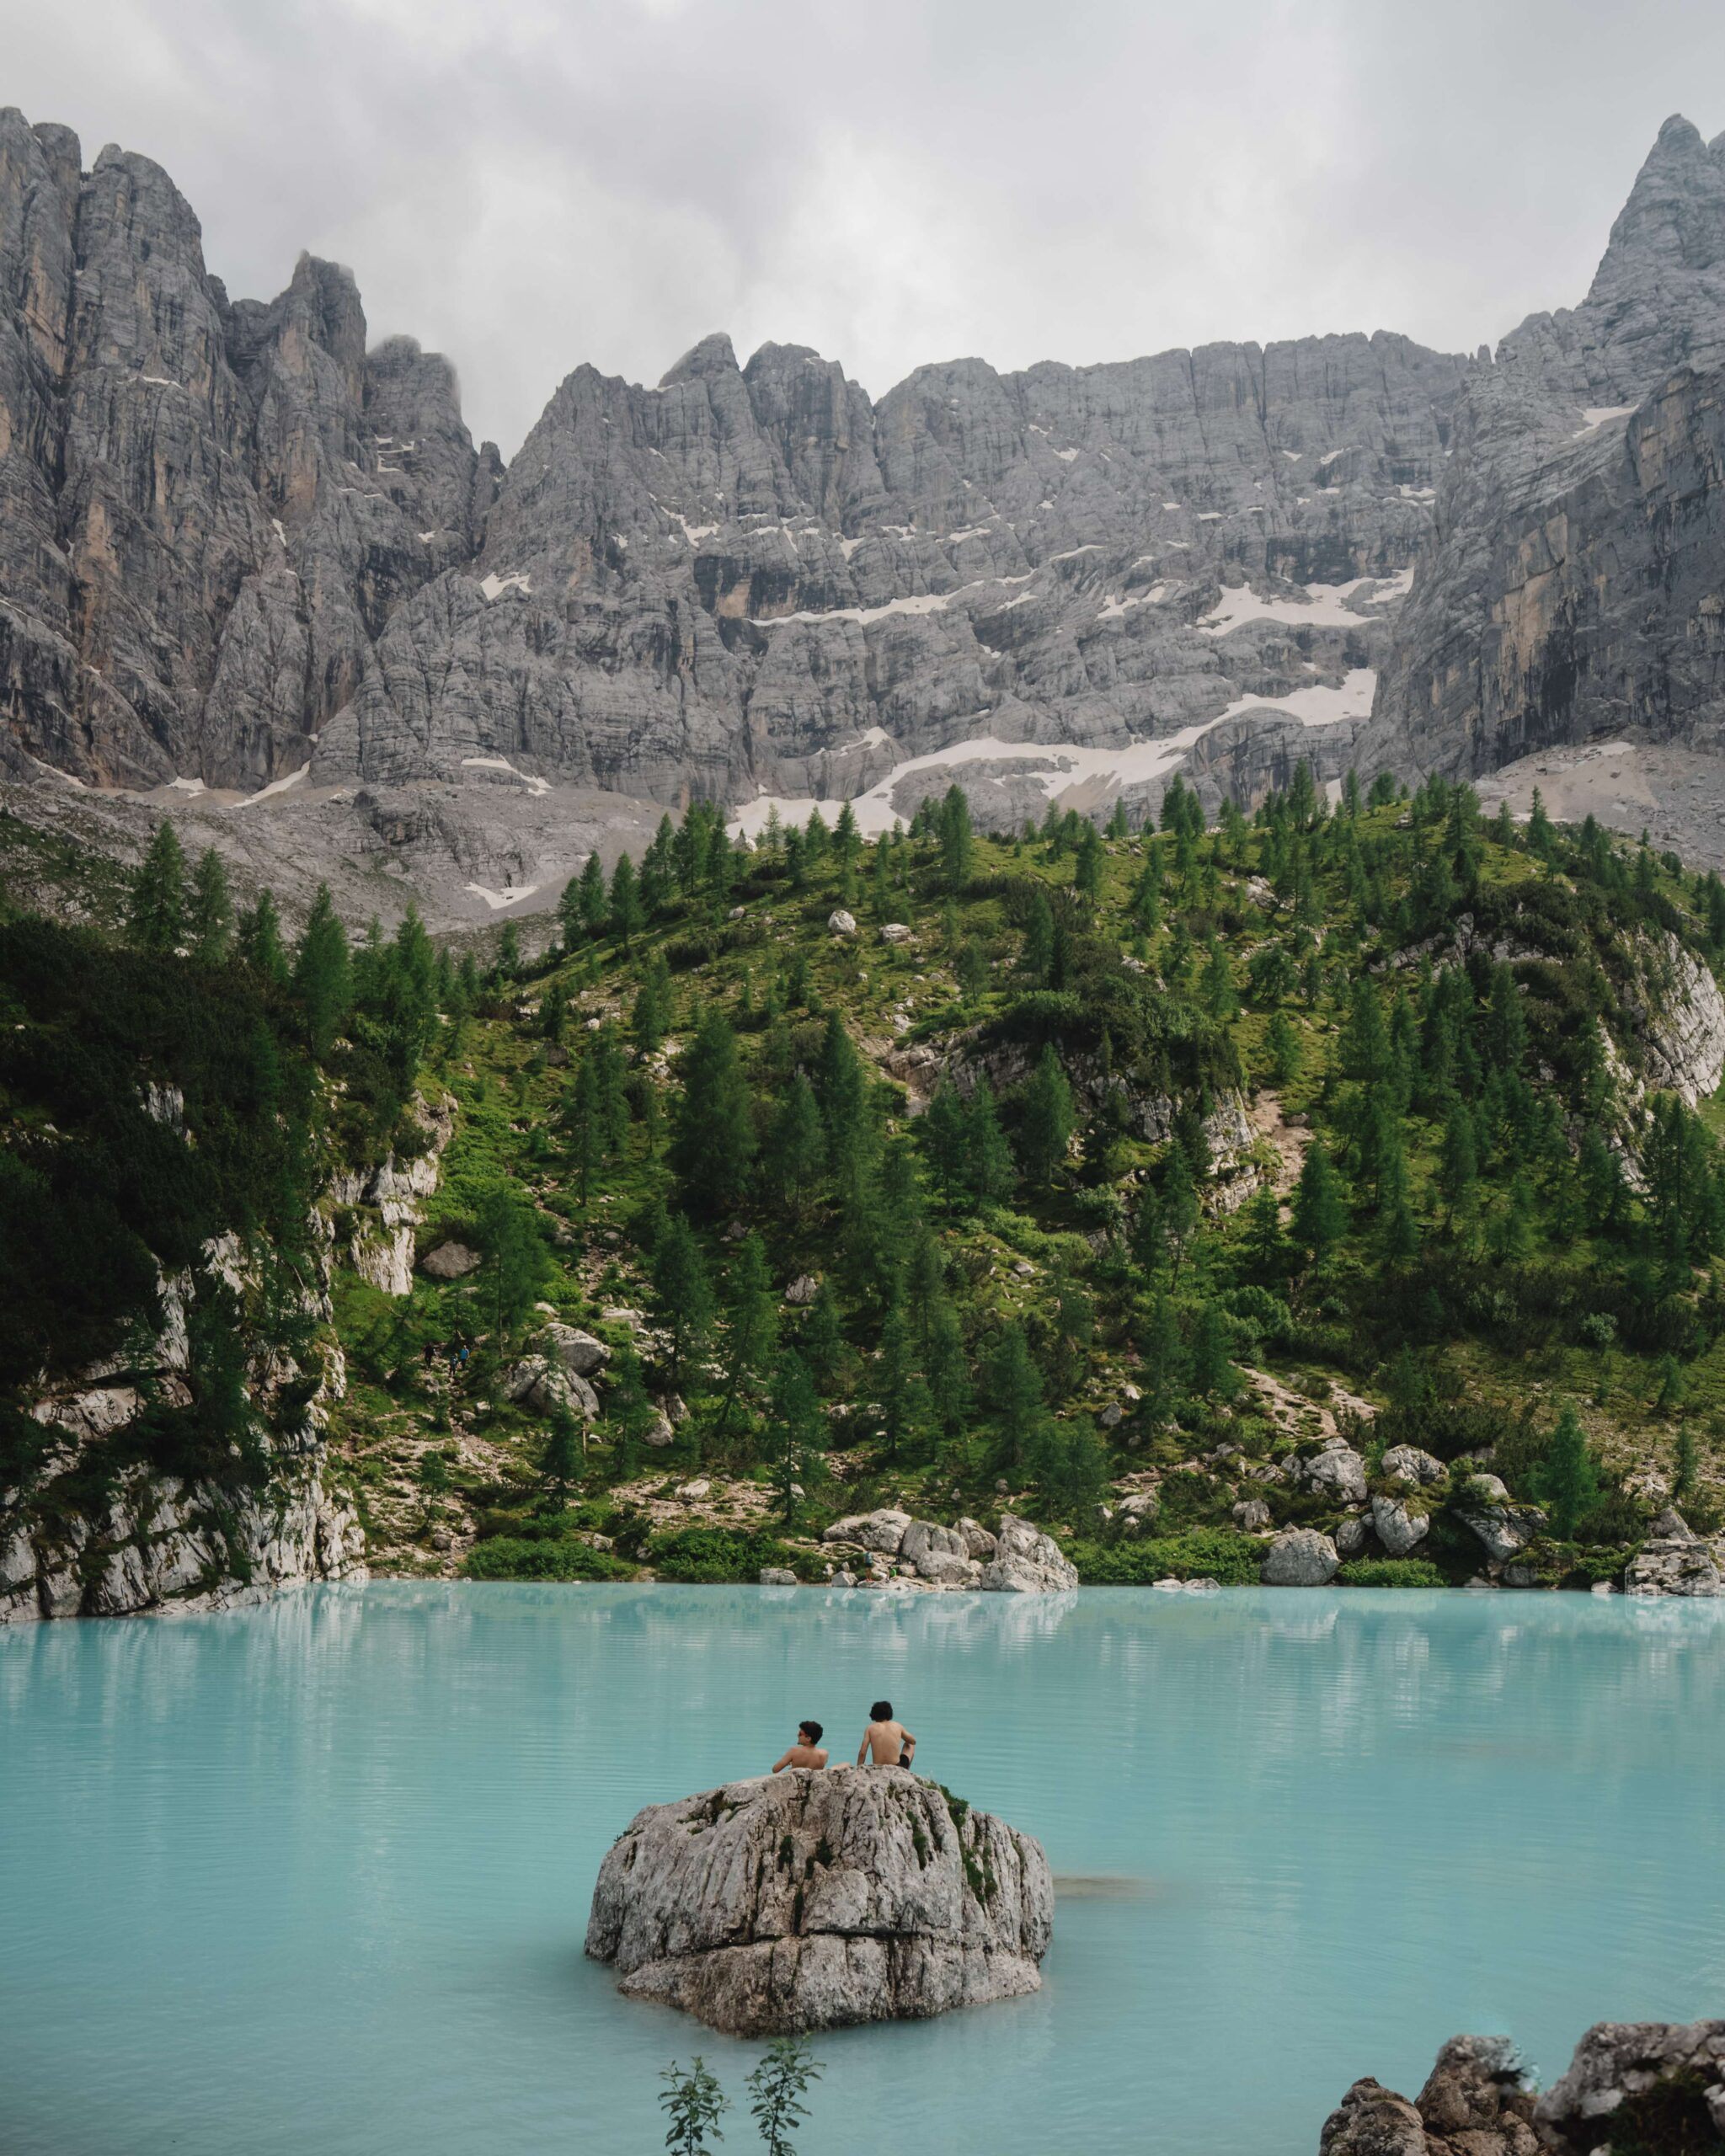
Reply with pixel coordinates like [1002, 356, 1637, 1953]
[462, 1535, 638, 1582]
[1337, 1559, 1447, 1588]
[1071, 1528, 1262, 1585]
[645, 1524, 814, 1582]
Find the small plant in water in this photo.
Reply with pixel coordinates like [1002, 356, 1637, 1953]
[660, 2057, 728, 2154]
[746, 2036, 823, 2156]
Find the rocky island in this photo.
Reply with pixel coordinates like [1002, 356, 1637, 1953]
[585, 1768, 1053, 2035]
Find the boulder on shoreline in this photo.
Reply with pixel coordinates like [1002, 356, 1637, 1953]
[585, 1768, 1053, 2036]
[1320, 2020, 1725, 2155]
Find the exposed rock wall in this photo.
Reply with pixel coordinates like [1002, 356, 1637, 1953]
[1361, 118, 1725, 784]
[585, 1767, 1053, 2035]
[1321, 2020, 1725, 2155]
[0, 103, 1457, 825]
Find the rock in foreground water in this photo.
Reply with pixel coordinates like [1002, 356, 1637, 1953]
[585, 1768, 1053, 2035]
[1320, 2021, 1725, 2154]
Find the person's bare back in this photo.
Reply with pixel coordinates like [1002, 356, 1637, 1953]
[857, 1697, 916, 1769]
[772, 1720, 829, 1773]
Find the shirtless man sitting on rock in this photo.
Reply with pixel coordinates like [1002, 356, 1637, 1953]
[771, 1721, 828, 1773]
[857, 1700, 916, 1771]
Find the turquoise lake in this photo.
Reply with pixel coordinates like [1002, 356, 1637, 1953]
[3, 1582, 1722, 2154]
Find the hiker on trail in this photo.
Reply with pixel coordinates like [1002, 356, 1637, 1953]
[857, 1701, 916, 1771]
[771, 1721, 828, 1773]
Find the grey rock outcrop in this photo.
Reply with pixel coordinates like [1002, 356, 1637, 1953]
[1362, 117, 1725, 791]
[1322, 2021, 1725, 2156]
[1296, 1438, 1370, 1506]
[1456, 1476, 1546, 1566]
[1625, 1532, 1724, 1596]
[1534, 2020, 1725, 2143]
[978, 1514, 1080, 1593]
[585, 1768, 1053, 2035]
[1263, 1528, 1339, 1587]
[1321, 2036, 1539, 2156]
[1370, 1492, 1432, 1558]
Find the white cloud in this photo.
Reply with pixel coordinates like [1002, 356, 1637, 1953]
[4, 0, 1722, 455]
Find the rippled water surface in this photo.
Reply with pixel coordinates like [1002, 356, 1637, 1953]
[4, 1583, 1722, 2155]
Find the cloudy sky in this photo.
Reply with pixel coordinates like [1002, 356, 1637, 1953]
[8, 0, 1723, 455]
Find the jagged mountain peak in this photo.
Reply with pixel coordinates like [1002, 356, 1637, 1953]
[660, 330, 742, 386]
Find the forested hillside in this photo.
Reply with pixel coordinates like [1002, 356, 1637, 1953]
[8, 767, 1725, 1614]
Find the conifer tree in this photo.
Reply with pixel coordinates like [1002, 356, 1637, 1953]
[1188, 1299, 1238, 1398]
[956, 938, 989, 1002]
[563, 1051, 603, 1203]
[577, 851, 608, 937]
[541, 1405, 584, 1497]
[292, 884, 352, 1056]
[187, 848, 233, 962]
[130, 820, 187, 953]
[670, 1006, 756, 1217]
[494, 921, 522, 979]
[1439, 1100, 1479, 1228]
[984, 1322, 1046, 1472]
[650, 1212, 714, 1388]
[478, 1183, 549, 1338]
[608, 854, 644, 950]
[1538, 1404, 1601, 1538]
[766, 1073, 828, 1222]
[1291, 1144, 1348, 1262]
[712, 1234, 779, 1446]
[800, 1278, 847, 1396]
[1136, 1289, 1186, 1423]
[1074, 821, 1104, 899]
[768, 1348, 823, 1524]
[1157, 1140, 1201, 1274]
[1265, 1010, 1302, 1086]
[937, 784, 973, 890]
[925, 1304, 972, 1444]
[921, 1081, 970, 1204]
[1017, 1043, 1075, 1186]
[966, 1079, 1016, 1201]
[238, 888, 290, 985]
[1023, 889, 1055, 982]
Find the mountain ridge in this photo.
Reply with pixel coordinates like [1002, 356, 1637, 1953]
[2, 108, 1723, 924]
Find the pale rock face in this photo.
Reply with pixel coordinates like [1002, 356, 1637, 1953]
[1381, 1445, 1446, 1487]
[501, 1356, 600, 1420]
[900, 1519, 966, 1567]
[1322, 2034, 1539, 2156]
[541, 1323, 610, 1376]
[826, 910, 857, 938]
[1625, 1539, 1724, 1596]
[419, 1240, 482, 1280]
[1361, 117, 1725, 792]
[823, 1508, 912, 1554]
[759, 1567, 798, 1586]
[1334, 1514, 1370, 1559]
[1262, 1527, 1339, 1587]
[954, 1517, 998, 1560]
[1300, 1442, 1369, 1506]
[1535, 2020, 1725, 2143]
[585, 1769, 1053, 2036]
[1232, 1498, 1272, 1532]
[783, 1273, 821, 1305]
[1370, 1493, 1432, 1558]
[979, 1515, 1079, 1593]
[1457, 1476, 1547, 1565]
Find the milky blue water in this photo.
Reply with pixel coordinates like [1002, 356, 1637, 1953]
[3, 1583, 1722, 2156]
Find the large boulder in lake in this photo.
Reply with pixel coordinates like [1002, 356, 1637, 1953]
[979, 1514, 1079, 1593]
[585, 1768, 1053, 2036]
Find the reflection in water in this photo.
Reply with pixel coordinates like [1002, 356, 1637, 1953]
[3, 1584, 1722, 2156]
